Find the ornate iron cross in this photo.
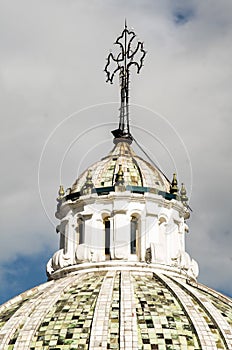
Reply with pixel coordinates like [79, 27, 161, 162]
[104, 22, 146, 142]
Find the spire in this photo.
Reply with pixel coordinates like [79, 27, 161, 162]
[170, 173, 179, 195]
[81, 169, 94, 195]
[104, 22, 146, 143]
[180, 183, 188, 205]
[57, 185, 65, 200]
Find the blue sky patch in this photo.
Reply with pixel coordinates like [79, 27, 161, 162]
[0, 249, 53, 305]
[173, 7, 195, 25]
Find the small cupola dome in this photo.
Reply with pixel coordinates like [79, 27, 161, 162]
[71, 140, 170, 195]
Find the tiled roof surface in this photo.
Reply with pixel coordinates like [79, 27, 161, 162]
[71, 141, 170, 194]
[0, 267, 231, 350]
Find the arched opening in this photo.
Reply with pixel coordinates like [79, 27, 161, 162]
[57, 225, 65, 250]
[104, 217, 110, 257]
[130, 216, 139, 255]
[57, 221, 68, 252]
[60, 234, 65, 250]
[78, 218, 85, 245]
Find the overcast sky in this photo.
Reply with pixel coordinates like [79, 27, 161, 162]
[0, 0, 232, 304]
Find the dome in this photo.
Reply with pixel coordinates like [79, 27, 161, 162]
[70, 140, 170, 195]
[1, 22, 232, 350]
[0, 264, 232, 349]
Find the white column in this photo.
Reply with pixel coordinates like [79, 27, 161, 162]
[64, 215, 75, 257]
[68, 213, 77, 259]
[112, 211, 130, 260]
[158, 220, 168, 264]
[109, 216, 114, 259]
[83, 214, 93, 260]
[140, 217, 146, 261]
[90, 215, 105, 262]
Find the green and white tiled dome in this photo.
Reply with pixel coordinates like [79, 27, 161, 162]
[71, 141, 170, 194]
[0, 265, 232, 350]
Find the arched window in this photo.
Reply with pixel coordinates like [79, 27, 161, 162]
[104, 217, 110, 255]
[57, 221, 67, 250]
[60, 232, 65, 250]
[130, 216, 138, 254]
[57, 225, 65, 250]
[78, 218, 85, 244]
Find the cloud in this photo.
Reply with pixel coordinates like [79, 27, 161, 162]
[0, 0, 232, 300]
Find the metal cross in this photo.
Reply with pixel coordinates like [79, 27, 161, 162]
[104, 21, 146, 142]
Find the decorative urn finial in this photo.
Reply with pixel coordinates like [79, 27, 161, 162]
[170, 173, 179, 195]
[180, 182, 188, 205]
[81, 169, 94, 195]
[57, 185, 65, 200]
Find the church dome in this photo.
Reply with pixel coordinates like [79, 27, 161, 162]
[0, 264, 232, 349]
[71, 140, 170, 195]
[1, 23, 232, 350]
